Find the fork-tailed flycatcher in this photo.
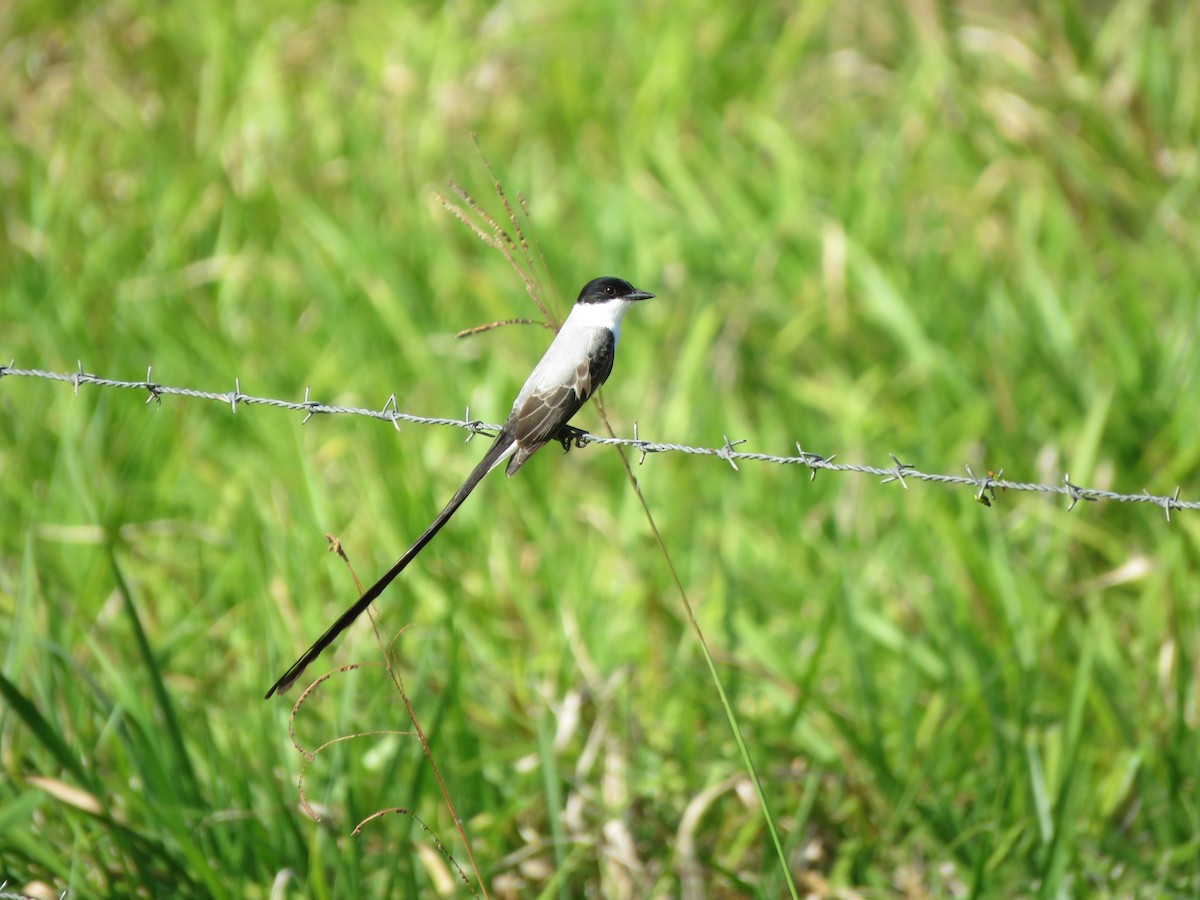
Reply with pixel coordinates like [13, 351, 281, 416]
[264, 276, 654, 698]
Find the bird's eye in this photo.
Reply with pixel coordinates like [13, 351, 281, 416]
[605, 286, 616, 296]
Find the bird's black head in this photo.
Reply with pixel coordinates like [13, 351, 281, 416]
[576, 277, 655, 305]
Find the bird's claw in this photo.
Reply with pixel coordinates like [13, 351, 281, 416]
[554, 424, 589, 453]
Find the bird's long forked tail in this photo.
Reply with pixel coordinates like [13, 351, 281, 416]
[263, 430, 517, 699]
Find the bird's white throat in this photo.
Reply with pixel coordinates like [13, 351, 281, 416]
[561, 298, 634, 346]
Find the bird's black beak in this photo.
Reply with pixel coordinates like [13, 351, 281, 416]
[628, 289, 655, 302]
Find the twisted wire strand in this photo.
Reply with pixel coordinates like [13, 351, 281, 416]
[2, 363, 1194, 520]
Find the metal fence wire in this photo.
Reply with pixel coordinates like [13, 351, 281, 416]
[2, 363, 1195, 521]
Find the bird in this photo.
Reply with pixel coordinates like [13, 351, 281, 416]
[264, 276, 655, 698]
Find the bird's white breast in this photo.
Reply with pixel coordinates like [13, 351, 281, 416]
[509, 300, 631, 409]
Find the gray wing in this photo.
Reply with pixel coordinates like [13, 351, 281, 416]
[506, 330, 616, 475]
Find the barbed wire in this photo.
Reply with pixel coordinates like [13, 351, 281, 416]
[2, 362, 1195, 521]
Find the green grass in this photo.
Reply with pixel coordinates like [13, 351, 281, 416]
[3, 0, 1200, 895]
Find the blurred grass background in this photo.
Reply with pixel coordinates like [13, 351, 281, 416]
[2, 0, 1199, 896]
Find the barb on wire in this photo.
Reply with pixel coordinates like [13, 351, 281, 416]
[143, 366, 163, 405]
[2, 364, 1196, 518]
[966, 465, 1003, 507]
[881, 453, 913, 489]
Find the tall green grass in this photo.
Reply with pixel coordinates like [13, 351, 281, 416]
[3, 0, 1199, 895]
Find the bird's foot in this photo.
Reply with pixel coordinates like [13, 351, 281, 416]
[554, 424, 590, 453]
